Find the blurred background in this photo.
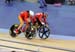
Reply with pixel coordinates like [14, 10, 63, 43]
[0, 0, 75, 37]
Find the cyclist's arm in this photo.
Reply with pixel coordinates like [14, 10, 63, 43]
[44, 17, 48, 24]
[17, 15, 24, 30]
[39, 16, 43, 23]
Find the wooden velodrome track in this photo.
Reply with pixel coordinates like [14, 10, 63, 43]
[0, 32, 75, 52]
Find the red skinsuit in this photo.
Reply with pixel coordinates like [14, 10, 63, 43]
[19, 11, 33, 23]
[33, 13, 47, 24]
[19, 11, 33, 32]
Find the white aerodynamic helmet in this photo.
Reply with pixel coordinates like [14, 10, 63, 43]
[29, 10, 34, 16]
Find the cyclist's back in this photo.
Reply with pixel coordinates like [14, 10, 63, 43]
[33, 12, 47, 26]
[19, 11, 31, 22]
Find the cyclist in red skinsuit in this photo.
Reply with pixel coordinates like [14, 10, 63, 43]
[33, 12, 48, 27]
[15, 10, 34, 34]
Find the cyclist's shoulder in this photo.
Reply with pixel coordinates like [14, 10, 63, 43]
[20, 11, 28, 14]
[35, 12, 43, 15]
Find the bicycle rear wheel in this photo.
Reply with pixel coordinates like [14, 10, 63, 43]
[25, 26, 36, 39]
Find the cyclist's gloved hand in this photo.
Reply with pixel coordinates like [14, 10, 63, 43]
[41, 22, 45, 25]
[14, 29, 19, 34]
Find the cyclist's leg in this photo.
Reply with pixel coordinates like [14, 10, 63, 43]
[25, 22, 30, 31]
[22, 23, 26, 32]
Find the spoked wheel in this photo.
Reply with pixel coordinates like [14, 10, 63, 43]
[25, 26, 36, 39]
[9, 24, 21, 37]
[38, 25, 50, 39]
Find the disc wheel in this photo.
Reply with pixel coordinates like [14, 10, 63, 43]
[9, 24, 21, 37]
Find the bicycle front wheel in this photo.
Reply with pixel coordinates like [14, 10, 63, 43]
[38, 25, 50, 39]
